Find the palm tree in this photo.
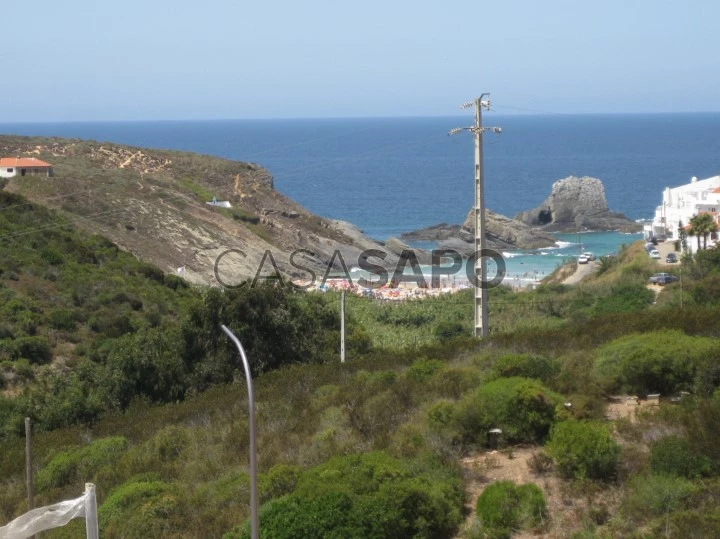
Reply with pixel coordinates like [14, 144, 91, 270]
[689, 213, 718, 250]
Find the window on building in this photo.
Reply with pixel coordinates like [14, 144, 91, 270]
[6, 168, 13, 173]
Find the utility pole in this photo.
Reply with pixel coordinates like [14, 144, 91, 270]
[450, 95, 501, 337]
[340, 291, 346, 363]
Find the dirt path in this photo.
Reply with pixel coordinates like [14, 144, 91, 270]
[561, 260, 597, 285]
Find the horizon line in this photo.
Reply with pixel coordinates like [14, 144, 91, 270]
[2, 110, 720, 125]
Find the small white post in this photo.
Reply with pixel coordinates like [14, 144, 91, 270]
[84, 483, 98, 539]
[340, 291, 346, 363]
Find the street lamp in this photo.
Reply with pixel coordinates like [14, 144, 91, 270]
[221, 325, 259, 539]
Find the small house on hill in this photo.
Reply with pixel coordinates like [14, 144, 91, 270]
[0, 157, 53, 178]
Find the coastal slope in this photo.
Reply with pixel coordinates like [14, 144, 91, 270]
[0, 135, 412, 285]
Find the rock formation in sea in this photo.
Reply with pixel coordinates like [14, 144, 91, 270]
[515, 176, 641, 232]
[400, 209, 557, 254]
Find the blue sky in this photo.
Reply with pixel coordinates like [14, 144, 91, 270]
[3, 0, 719, 121]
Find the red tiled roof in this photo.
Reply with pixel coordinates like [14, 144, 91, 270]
[712, 187, 720, 193]
[0, 157, 52, 168]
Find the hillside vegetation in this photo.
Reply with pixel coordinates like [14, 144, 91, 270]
[1, 185, 720, 536]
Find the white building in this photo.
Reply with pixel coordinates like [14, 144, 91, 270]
[0, 157, 53, 178]
[647, 175, 720, 254]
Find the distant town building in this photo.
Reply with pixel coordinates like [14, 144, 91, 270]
[648, 174, 720, 253]
[0, 157, 53, 178]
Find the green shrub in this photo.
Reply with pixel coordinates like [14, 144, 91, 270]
[594, 330, 717, 395]
[13, 336, 52, 364]
[37, 436, 129, 490]
[591, 282, 654, 315]
[104, 327, 187, 408]
[49, 309, 77, 331]
[650, 435, 711, 478]
[664, 509, 720, 538]
[626, 473, 694, 518]
[491, 353, 560, 383]
[546, 420, 620, 481]
[475, 480, 547, 538]
[433, 320, 466, 341]
[259, 464, 301, 502]
[406, 358, 444, 381]
[99, 477, 177, 536]
[226, 452, 464, 539]
[454, 377, 562, 445]
[40, 247, 64, 265]
[427, 367, 482, 399]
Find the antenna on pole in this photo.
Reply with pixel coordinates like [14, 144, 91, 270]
[449, 94, 502, 338]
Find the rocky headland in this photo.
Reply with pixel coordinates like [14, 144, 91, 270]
[0, 135, 424, 285]
[515, 176, 641, 233]
[400, 210, 557, 254]
[402, 175, 640, 252]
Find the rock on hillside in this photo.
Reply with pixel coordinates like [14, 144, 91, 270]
[0, 136, 418, 285]
[515, 176, 641, 232]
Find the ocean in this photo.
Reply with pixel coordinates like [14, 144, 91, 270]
[2, 114, 719, 282]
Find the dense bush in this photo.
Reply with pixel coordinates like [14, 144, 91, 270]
[590, 282, 654, 315]
[104, 327, 188, 408]
[626, 473, 694, 518]
[491, 353, 560, 383]
[594, 330, 718, 395]
[37, 436, 129, 490]
[225, 452, 464, 538]
[454, 377, 562, 445]
[475, 480, 548, 538]
[258, 464, 301, 502]
[13, 336, 52, 364]
[181, 284, 342, 376]
[546, 420, 620, 481]
[433, 320, 466, 341]
[406, 358, 444, 381]
[99, 476, 179, 537]
[650, 435, 711, 478]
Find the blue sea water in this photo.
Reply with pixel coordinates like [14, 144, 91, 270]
[2, 114, 719, 281]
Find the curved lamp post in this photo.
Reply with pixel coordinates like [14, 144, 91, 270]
[221, 325, 259, 539]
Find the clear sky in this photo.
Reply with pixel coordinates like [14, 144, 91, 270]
[3, 0, 719, 121]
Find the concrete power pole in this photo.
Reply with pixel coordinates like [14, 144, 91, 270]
[450, 95, 501, 338]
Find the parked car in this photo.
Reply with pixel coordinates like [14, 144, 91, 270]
[666, 253, 678, 263]
[577, 255, 589, 264]
[649, 273, 679, 285]
[582, 252, 596, 261]
[649, 249, 661, 259]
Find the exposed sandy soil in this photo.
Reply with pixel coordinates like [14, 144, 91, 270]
[457, 398, 658, 537]
[561, 259, 598, 285]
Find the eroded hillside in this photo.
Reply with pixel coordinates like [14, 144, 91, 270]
[0, 136, 404, 285]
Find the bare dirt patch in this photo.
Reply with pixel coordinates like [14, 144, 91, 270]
[457, 446, 586, 537]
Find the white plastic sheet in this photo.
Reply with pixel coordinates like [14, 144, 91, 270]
[0, 492, 87, 539]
